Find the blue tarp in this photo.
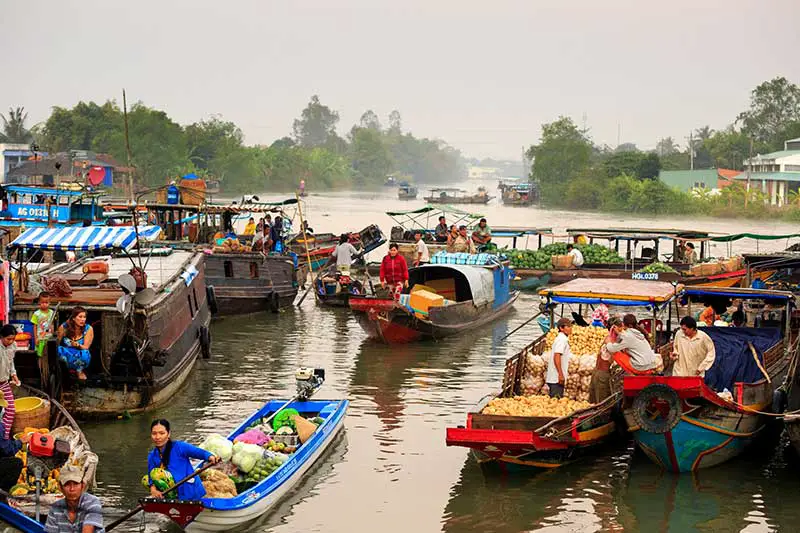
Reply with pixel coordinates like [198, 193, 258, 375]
[701, 327, 781, 392]
[8, 225, 162, 251]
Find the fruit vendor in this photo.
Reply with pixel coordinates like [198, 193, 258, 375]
[147, 419, 220, 501]
[379, 243, 409, 298]
[547, 318, 573, 398]
[604, 314, 658, 373]
[330, 233, 361, 275]
[566, 244, 584, 267]
[671, 316, 716, 377]
[434, 216, 448, 243]
[44, 463, 105, 533]
[0, 422, 27, 494]
[471, 218, 492, 251]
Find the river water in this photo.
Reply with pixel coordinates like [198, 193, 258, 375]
[83, 185, 800, 532]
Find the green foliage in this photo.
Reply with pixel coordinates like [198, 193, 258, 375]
[349, 127, 393, 185]
[636, 152, 661, 180]
[292, 95, 340, 148]
[737, 76, 800, 150]
[528, 117, 592, 203]
[0, 107, 35, 144]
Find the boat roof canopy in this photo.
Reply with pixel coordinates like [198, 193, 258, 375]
[491, 226, 552, 237]
[540, 278, 682, 307]
[9, 225, 162, 252]
[413, 264, 494, 307]
[708, 232, 800, 242]
[567, 227, 711, 241]
[2, 185, 100, 198]
[682, 286, 794, 301]
[386, 204, 483, 230]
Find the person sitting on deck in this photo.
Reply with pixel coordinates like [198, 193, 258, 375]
[448, 225, 476, 254]
[671, 316, 716, 377]
[471, 218, 492, 251]
[434, 216, 448, 243]
[243, 217, 257, 236]
[604, 314, 658, 373]
[566, 244, 585, 267]
[379, 243, 408, 299]
[45, 464, 105, 533]
[57, 307, 94, 381]
[731, 308, 746, 327]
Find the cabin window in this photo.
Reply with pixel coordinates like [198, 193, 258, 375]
[187, 294, 195, 317]
[250, 262, 259, 279]
[192, 287, 199, 310]
[224, 260, 234, 278]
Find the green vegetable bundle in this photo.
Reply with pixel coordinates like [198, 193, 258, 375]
[502, 243, 624, 270]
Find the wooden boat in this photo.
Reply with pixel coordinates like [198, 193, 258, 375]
[397, 182, 418, 200]
[499, 182, 537, 206]
[9, 225, 212, 418]
[349, 255, 517, 344]
[424, 187, 493, 205]
[314, 274, 367, 308]
[4, 385, 97, 520]
[206, 253, 297, 315]
[446, 337, 620, 471]
[622, 286, 796, 472]
[140, 398, 348, 532]
[0, 185, 106, 229]
[447, 278, 683, 471]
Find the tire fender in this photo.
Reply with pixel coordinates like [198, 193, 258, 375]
[199, 326, 211, 359]
[206, 285, 219, 315]
[632, 383, 681, 434]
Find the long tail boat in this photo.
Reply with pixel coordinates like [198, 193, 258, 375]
[446, 278, 682, 471]
[349, 253, 517, 344]
[9, 225, 211, 418]
[623, 286, 796, 472]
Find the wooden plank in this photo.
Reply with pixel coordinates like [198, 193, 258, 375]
[541, 278, 682, 302]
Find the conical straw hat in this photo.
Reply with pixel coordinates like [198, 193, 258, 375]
[292, 415, 318, 443]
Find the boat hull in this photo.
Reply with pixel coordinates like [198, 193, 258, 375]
[206, 254, 298, 315]
[350, 293, 518, 344]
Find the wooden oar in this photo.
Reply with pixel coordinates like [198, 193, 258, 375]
[499, 310, 542, 342]
[105, 462, 216, 531]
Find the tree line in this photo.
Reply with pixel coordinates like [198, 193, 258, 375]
[528, 76, 800, 217]
[0, 96, 465, 192]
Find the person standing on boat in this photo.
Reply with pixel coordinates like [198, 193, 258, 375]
[413, 231, 430, 267]
[684, 242, 697, 264]
[671, 316, 716, 377]
[331, 233, 360, 275]
[590, 320, 616, 403]
[566, 244, 584, 267]
[243, 217, 257, 236]
[270, 216, 285, 253]
[32, 292, 55, 386]
[379, 243, 409, 299]
[147, 419, 219, 500]
[547, 318, 573, 398]
[56, 307, 94, 381]
[434, 216, 448, 243]
[471, 218, 492, 251]
[45, 464, 105, 533]
[0, 325, 20, 439]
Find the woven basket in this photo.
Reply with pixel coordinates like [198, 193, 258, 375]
[292, 415, 318, 444]
[11, 398, 50, 435]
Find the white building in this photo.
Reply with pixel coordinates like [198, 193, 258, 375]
[736, 138, 800, 206]
[468, 166, 500, 180]
[0, 143, 36, 184]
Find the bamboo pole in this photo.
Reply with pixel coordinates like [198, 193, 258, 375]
[295, 193, 317, 305]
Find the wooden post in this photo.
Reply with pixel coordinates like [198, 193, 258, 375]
[295, 193, 315, 293]
[123, 89, 134, 203]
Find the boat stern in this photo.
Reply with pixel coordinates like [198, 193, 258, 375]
[140, 498, 206, 528]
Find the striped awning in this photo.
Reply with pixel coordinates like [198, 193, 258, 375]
[9, 226, 162, 251]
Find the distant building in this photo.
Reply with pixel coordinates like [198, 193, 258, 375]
[659, 169, 741, 193]
[6, 150, 129, 188]
[0, 143, 42, 184]
[734, 138, 800, 206]
[468, 166, 500, 180]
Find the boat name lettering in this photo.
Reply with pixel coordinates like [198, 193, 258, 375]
[8, 204, 68, 220]
[631, 272, 659, 281]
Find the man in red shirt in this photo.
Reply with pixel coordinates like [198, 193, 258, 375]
[379, 243, 409, 298]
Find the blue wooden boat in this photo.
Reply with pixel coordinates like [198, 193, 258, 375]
[0, 185, 106, 228]
[141, 398, 348, 531]
[0, 503, 44, 533]
[623, 286, 795, 472]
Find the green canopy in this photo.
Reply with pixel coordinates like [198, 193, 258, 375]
[709, 232, 800, 242]
[385, 204, 483, 217]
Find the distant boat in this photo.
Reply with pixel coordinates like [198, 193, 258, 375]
[499, 181, 538, 206]
[424, 187, 493, 205]
[397, 182, 418, 200]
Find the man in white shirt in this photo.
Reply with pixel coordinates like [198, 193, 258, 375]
[671, 316, 716, 377]
[413, 231, 430, 267]
[567, 244, 584, 267]
[330, 234, 360, 274]
[547, 318, 573, 398]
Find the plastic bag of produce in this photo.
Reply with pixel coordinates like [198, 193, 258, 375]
[234, 428, 270, 446]
[200, 434, 233, 462]
[521, 374, 542, 395]
[231, 442, 264, 473]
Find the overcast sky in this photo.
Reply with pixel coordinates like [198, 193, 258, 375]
[2, 0, 798, 160]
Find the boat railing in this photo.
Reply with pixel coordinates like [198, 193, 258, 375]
[501, 334, 548, 397]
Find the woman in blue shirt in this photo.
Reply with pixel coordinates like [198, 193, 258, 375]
[147, 419, 219, 500]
